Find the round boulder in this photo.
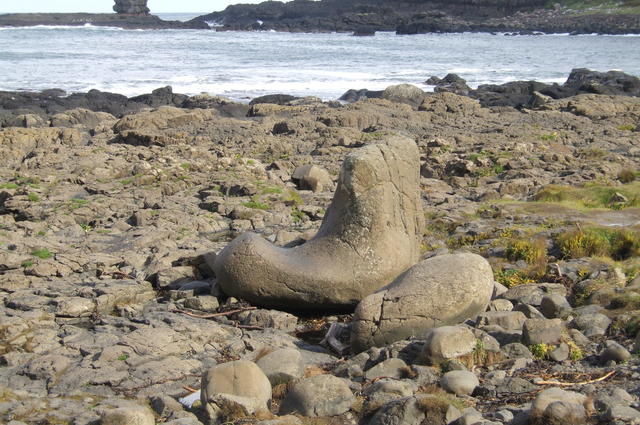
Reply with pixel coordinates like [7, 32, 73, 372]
[101, 406, 155, 425]
[531, 387, 587, 418]
[292, 164, 332, 192]
[381, 84, 426, 108]
[440, 370, 479, 396]
[256, 348, 304, 385]
[279, 374, 354, 417]
[201, 360, 272, 424]
[351, 253, 494, 352]
[417, 325, 477, 366]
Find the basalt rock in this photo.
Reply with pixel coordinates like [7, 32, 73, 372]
[351, 253, 494, 352]
[212, 135, 424, 310]
[113, 0, 149, 15]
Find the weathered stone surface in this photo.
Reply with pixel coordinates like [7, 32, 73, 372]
[572, 312, 611, 337]
[363, 379, 418, 415]
[364, 358, 408, 381]
[476, 311, 527, 331]
[256, 348, 303, 385]
[539, 294, 572, 319]
[604, 405, 640, 422]
[381, 84, 426, 108]
[600, 340, 631, 363]
[440, 370, 479, 396]
[235, 309, 298, 331]
[367, 396, 425, 425]
[531, 387, 587, 419]
[201, 360, 272, 424]
[522, 318, 564, 345]
[417, 325, 477, 366]
[101, 405, 155, 425]
[502, 283, 566, 306]
[279, 374, 354, 417]
[292, 164, 332, 192]
[351, 253, 493, 352]
[213, 136, 424, 310]
[113, 0, 150, 15]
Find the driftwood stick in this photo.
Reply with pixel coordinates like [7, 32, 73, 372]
[535, 370, 615, 386]
[235, 324, 265, 330]
[171, 306, 257, 319]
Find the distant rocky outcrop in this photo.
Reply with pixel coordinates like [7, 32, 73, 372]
[0, 12, 209, 29]
[0, 0, 208, 30]
[113, 0, 149, 15]
[191, 0, 640, 34]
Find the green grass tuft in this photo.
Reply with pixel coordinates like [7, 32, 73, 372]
[533, 182, 640, 210]
[242, 200, 270, 210]
[557, 226, 640, 260]
[31, 248, 52, 259]
[494, 269, 535, 288]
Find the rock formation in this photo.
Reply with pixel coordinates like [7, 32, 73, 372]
[191, 0, 640, 34]
[201, 360, 272, 424]
[351, 253, 494, 352]
[212, 135, 424, 310]
[113, 0, 149, 15]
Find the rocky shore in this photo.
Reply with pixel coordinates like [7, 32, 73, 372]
[192, 0, 640, 34]
[0, 13, 209, 30]
[0, 0, 207, 30]
[1, 69, 640, 425]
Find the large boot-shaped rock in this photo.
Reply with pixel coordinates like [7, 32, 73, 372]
[351, 253, 494, 352]
[213, 135, 424, 310]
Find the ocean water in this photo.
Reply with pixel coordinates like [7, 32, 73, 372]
[0, 17, 639, 102]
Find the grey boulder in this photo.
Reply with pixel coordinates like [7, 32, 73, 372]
[292, 164, 332, 192]
[201, 360, 272, 424]
[417, 325, 477, 366]
[101, 405, 155, 425]
[213, 136, 424, 310]
[530, 387, 587, 423]
[440, 370, 479, 396]
[351, 253, 493, 352]
[279, 374, 354, 417]
[256, 348, 304, 385]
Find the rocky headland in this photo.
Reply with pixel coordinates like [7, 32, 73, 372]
[0, 0, 208, 30]
[1, 69, 640, 425]
[192, 0, 640, 34]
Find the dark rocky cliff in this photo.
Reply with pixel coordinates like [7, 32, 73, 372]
[190, 0, 640, 34]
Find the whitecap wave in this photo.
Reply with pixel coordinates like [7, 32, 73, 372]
[0, 29, 638, 101]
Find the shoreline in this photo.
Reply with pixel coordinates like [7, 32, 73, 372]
[1, 67, 640, 424]
[0, 12, 209, 30]
[1, 68, 638, 118]
[2, 10, 640, 34]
